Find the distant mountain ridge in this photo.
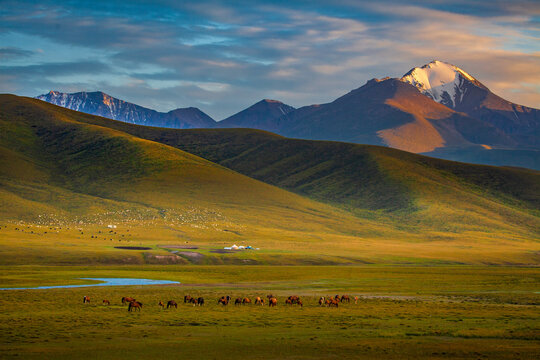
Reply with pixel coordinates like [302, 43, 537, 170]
[400, 61, 539, 147]
[272, 60, 539, 169]
[36, 91, 216, 129]
[34, 60, 540, 169]
[216, 99, 295, 132]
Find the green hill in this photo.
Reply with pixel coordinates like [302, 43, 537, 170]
[0, 95, 539, 265]
[49, 106, 539, 235]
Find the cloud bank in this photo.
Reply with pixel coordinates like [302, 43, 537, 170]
[1, 0, 538, 119]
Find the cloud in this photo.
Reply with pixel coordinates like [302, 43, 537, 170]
[0, 47, 34, 59]
[0, 0, 538, 119]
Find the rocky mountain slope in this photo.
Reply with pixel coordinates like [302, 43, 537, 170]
[36, 91, 216, 129]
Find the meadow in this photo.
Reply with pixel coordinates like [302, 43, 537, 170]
[1, 95, 539, 359]
[0, 265, 539, 359]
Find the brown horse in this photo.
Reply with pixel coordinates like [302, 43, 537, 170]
[269, 297, 277, 307]
[167, 300, 177, 309]
[83, 296, 90, 304]
[242, 298, 251, 305]
[234, 298, 242, 306]
[218, 296, 228, 305]
[319, 297, 325, 306]
[128, 301, 143, 312]
[122, 297, 136, 304]
[297, 299, 303, 307]
[197, 297, 205, 306]
[329, 299, 339, 308]
[159, 301, 165, 309]
[285, 298, 292, 305]
[189, 298, 198, 306]
[102, 299, 110, 305]
[184, 295, 192, 303]
[254, 297, 264, 305]
[340, 295, 350, 303]
[288, 295, 300, 304]
[354, 296, 359, 304]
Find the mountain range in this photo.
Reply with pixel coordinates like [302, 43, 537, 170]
[36, 90, 216, 129]
[36, 60, 539, 169]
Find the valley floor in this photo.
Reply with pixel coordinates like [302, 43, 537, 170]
[0, 265, 538, 359]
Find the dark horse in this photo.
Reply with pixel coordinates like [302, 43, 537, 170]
[197, 297, 205, 306]
[102, 299, 110, 305]
[128, 301, 143, 312]
[167, 300, 178, 309]
[83, 296, 90, 304]
[218, 296, 228, 305]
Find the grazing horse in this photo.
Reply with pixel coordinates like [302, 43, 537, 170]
[184, 295, 192, 303]
[102, 299, 110, 305]
[354, 296, 359, 304]
[128, 301, 143, 312]
[167, 300, 178, 309]
[319, 297, 325, 306]
[159, 301, 165, 309]
[288, 295, 300, 304]
[285, 298, 292, 305]
[325, 298, 332, 306]
[255, 297, 264, 305]
[269, 297, 277, 307]
[242, 298, 251, 305]
[218, 296, 228, 305]
[329, 299, 339, 308]
[234, 298, 242, 306]
[122, 297, 136, 304]
[341, 295, 350, 303]
[189, 298, 198, 306]
[297, 299, 303, 307]
[197, 297, 205, 306]
[83, 296, 90, 304]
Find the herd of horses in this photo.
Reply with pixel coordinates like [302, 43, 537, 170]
[83, 294, 359, 311]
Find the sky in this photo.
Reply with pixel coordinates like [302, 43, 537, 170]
[1, 0, 539, 120]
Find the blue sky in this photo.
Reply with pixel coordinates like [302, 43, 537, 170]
[1, 0, 539, 119]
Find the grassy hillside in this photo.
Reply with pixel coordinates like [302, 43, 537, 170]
[49, 108, 539, 235]
[0, 94, 379, 230]
[0, 95, 539, 265]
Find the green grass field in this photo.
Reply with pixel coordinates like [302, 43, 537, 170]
[0, 266, 539, 359]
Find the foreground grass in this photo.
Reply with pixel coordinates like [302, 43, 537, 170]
[0, 266, 538, 359]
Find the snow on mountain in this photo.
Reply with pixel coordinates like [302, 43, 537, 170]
[400, 60, 482, 108]
[35, 91, 215, 129]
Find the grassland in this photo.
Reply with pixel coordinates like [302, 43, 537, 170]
[0, 266, 539, 359]
[0, 95, 539, 358]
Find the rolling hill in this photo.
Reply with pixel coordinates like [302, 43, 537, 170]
[1, 94, 539, 265]
[24, 98, 539, 236]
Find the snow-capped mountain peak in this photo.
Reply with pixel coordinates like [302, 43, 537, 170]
[400, 60, 482, 108]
